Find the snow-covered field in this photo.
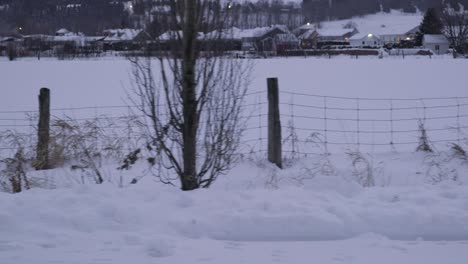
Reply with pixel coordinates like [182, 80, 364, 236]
[1, 57, 468, 263]
[2, 56, 466, 110]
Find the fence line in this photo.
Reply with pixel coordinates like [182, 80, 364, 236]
[279, 91, 468, 101]
[279, 89, 468, 155]
[1, 85, 467, 164]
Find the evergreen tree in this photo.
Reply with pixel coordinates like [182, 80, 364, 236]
[415, 8, 444, 46]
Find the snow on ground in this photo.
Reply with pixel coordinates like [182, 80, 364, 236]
[1, 57, 468, 263]
[1, 152, 468, 263]
[1, 56, 467, 110]
[1, 56, 466, 110]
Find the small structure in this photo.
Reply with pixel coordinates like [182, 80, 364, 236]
[55, 28, 71, 36]
[294, 23, 357, 49]
[201, 28, 243, 51]
[423, 34, 450, 55]
[103, 29, 146, 51]
[158, 30, 206, 51]
[240, 26, 287, 52]
[316, 27, 357, 47]
[298, 29, 318, 49]
[273, 33, 300, 54]
[0, 36, 23, 55]
[240, 26, 297, 55]
[22, 29, 105, 56]
[350, 33, 382, 48]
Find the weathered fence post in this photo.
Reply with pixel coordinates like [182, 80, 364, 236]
[267, 78, 282, 168]
[36, 88, 50, 170]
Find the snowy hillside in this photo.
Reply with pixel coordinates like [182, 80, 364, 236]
[299, 10, 423, 37]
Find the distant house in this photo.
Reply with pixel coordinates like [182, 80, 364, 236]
[376, 25, 419, 46]
[22, 29, 105, 56]
[0, 36, 21, 46]
[55, 28, 72, 36]
[349, 25, 420, 48]
[240, 26, 285, 52]
[350, 33, 382, 48]
[298, 29, 318, 49]
[202, 28, 243, 51]
[240, 26, 298, 55]
[423, 34, 450, 55]
[316, 27, 357, 45]
[295, 24, 356, 49]
[103, 29, 147, 51]
[274, 33, 300, 53]
[0, 36, 22, 54]
[201, 26, 299, 55]
[157, 31, 206, 51]
[54, 29, 105, 53]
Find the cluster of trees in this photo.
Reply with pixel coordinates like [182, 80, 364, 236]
[416, 6, 468, 54]
[2, 0, 468, 36]
[0, 0, 132, 35]
[221, 1, 304, 29]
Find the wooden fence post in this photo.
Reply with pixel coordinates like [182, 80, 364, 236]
[36, 87, 50, 170]
[267, 78, 282, 168]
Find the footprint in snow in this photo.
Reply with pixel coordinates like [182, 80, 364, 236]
[223, 241, 243, 250]
[146, 239, 174, 258]
[271, 249, 285, 262]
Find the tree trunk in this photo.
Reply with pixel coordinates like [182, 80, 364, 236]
[181, 0, 199, 191]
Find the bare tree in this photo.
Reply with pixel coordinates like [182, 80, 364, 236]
[129, 0, 251, 191]
[442, 9, 468, 55]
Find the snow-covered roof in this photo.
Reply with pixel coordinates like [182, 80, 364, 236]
[298, 29, 317, 40]
[158, 31, 205, 41]
[316, 28, 355, 37]
[423, 34, 449, 44]
[203, 26, 288, 41]
[23, 33, 103, 45]
[53, 35, 84, 42]
[66, 4, 81, 8]
[203, 28, 244, 40]
[104, 29, 142, 41]
[238, 26, 286, 39]
[242, 27, 268, 39]
[24, 34, 55, 41]
[350, 33, 381, 41]
[274, 33, 299, 43]
[85, 36, 106, 42]
[56, 28, 70, 35]
[350, 33, 379, 40]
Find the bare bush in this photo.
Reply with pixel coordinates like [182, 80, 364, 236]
[416, 121, 433, 153]
[283, 119, 300, 161]
[346, 150, 382, 187]
[450, 143, 467, 161]
[0, 131, 33, 193]
[49, 117, 129, 184]
[424, 151, 460, 184]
